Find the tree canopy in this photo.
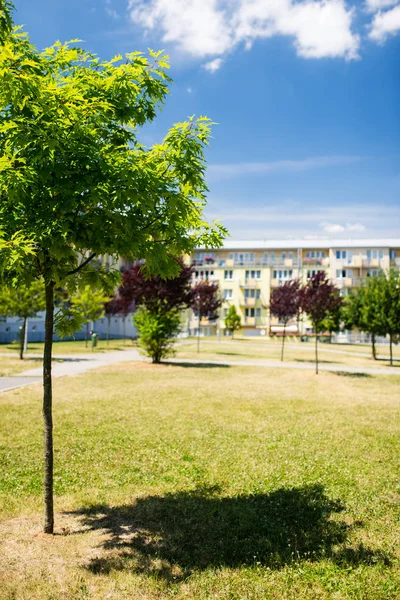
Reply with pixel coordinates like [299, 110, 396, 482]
[0, 1, 225, 533]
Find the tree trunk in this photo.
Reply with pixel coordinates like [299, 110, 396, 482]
[315, 328, 319, 375]
[43, 281, 55, 534]
[19, 317, 27, 360]
[371, 333, 376, 360]
[281, 325, 286, 362]
[85, 322, 89, 348]
[197, 314, 201, 353]
[389, 335, 393, 366]
[123, 316, 126, 344]
[107, 316, 110, 345]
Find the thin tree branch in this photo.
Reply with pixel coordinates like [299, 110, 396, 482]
[66, 253, 96, 276]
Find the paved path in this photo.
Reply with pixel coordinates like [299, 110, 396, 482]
[0, 349, 142, 393]
[1, 346, 399, 394]
[165, 356, 400, 376]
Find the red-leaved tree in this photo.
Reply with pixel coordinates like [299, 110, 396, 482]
[119, 259, 194, 312]
[191, 280, 223, 353]
[270, 279, 302, 362]
[301, 272, 343, 374]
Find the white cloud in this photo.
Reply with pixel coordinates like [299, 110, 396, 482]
[207, 155, 363, 180]
[369, 4, 400, 41]
[365, 0, 399, 12]
[203, 58, 224, 72]
[129, 0, 360, 64]
[346, 222, 366, 232]
[105, 0, 119, 19]
[320, 221, 366, 233]
[321, 222, 346, 233]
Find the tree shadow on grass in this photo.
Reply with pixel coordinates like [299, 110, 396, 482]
[164, 361, 231, 369]
[334, 371, 372, 378]
[68, 484, 390, 580]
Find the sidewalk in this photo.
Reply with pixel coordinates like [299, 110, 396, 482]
[0, 349, 142, 392]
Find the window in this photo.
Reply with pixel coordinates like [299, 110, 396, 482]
[255, 308, 261, 317]
[223, 289, 233, 299]
[195, 270, 214, 280]
[245, 308, 255, 317]
[244, 289, 261, 298]
[307, 270, 323, 278]
[273, 270, 292, 280]
[270, 252, 275, 263]
[223, 308, 228, 317]
[366, 270, 378, 277]
[229, 252, 254, 263]
[245, 270, 261, 280]
[264, 252, 268, 262]
[336, 269, 352, 278]
[224, 270, 233, 280]
[282, 252, 286, 260]
[288, 252, 293, 260]
[390, 250, 398, 259]
[321, 251, 326, 258]
[367, 249, 383, 260]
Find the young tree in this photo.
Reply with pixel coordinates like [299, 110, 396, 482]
[70, 286, 109, 347]
[0, 3, 225, 533]
[270, 280, 301, 361]
[301, 273, 343, 374]
[380, 269, 400, 366]
[344, 277, 386, 360]
[119, 258, 194, 350]
[134, 306, 182, 363]
[191, 280, 223, 353]
[9, 280, 46, 359]
[224, 304, 241, 339]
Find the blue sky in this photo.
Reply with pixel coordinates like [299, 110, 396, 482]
[13, 0, 400, 240]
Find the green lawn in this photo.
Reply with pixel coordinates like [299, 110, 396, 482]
[0, 362, 399, 599]
[1, 339, 135, 356]
[176, 339, 400, 370]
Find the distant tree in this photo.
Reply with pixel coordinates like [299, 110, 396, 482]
[0, 285, 12, 319]
[321, 305, 343, 344]
[270, 280, 302, 361]
[224, 305, 241, 339]
[301, 273, 343, 374]
[343, 277, 386, 360]
[8, 280, 46, 359]
[380, 269, 400, 366]
[119, 258, 194, 345]
[134, 306, 182, 363]
[191, 280, 223, 353]
[70, 286, 109, 347]
[104, 296, 121, 345]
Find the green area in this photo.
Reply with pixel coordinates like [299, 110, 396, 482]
[1, 339, 135, 356]
[0, 362, 399, 598]
[176, 339, 400, 369]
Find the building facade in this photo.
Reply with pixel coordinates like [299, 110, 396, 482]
[189, 239, 400, 338]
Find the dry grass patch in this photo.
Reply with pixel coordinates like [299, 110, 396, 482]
[0, 362, 399, 599]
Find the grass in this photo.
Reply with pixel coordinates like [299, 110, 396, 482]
[1, 339, 135, 356]
[0, 362, 399, 599]
[176, 339, 400, 370]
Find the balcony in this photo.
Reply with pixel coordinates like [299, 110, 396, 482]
[303, 257, 330, 266]
[391, 257, 400, 267]
[243, 297, 256, 307]
[334, 277, 361, 288]
[362, 258, 382, 268]
[244, 317, 256, 326]
[240, 279, 258, 288]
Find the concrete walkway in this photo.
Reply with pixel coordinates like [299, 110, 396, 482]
[1, 346, 399, 394]
[165, 356, 400, 376]
[0, 349, 142, 393]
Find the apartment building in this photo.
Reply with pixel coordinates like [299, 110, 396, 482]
[189, 239, 400, 338]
